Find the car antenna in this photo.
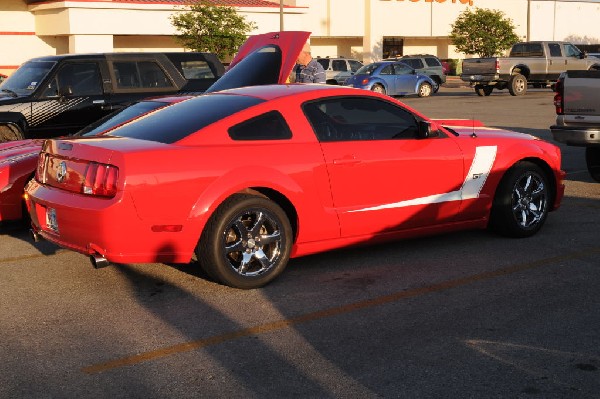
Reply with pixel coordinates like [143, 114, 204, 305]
[471, 115, 477, 138]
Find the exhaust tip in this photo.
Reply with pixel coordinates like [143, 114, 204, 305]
[29, 229, 41, 243]
[90, 254, 110, 269]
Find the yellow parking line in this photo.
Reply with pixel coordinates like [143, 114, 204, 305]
[82, 247, 600, 375]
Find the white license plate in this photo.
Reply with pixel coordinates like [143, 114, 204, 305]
[46, 207, 58, 232]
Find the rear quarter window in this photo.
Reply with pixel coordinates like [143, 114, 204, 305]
[228, 111, 292, 140]
[424, 57, 441, 67]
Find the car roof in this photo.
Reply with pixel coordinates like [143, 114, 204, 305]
[213, 83, 361, 101]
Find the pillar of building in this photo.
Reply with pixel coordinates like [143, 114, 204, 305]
[68, 35, 114, 54]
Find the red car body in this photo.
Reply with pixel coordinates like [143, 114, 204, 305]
[0, 96, 190, 224]
[25, 32, 565, 288]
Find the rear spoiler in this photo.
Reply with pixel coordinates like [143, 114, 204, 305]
[432, 119, 484, 127]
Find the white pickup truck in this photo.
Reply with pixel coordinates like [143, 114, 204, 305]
[550, 70, 600, 182]
[461, 41, 600, 96]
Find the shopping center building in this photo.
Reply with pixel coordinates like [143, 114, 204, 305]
[1, 0, 600, 77]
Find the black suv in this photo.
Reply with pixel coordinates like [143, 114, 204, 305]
[394, 54, 446, 87]
[0, 52, 224, 142]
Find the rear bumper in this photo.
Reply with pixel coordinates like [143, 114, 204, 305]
[550, 125, 600, 146]
[25, 180, 199, 264]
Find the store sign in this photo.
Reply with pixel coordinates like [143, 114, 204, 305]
[381, 0, 473, 5]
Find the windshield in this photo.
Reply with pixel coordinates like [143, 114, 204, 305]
[355, 63, 381, 76]
[78, 100, 173, 137]
[0, 60, 56, 96]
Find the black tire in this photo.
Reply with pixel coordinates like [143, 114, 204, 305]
[508, 73, 527, 96]
[371, 84, 386, 95]
[196, 194, 292, 289]
[430, 76, 441, 93]
[475, 85, 493, 96]
[585, 147, 600, 182]
[489, 162, 550, 238]
[0, 124, 25, 142]
[417, 82, 433, 97]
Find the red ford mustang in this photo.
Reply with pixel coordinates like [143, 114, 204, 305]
[25, 32, 565, 289]
[0, 96, 190, 225]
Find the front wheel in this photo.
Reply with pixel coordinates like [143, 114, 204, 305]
[196, 194, 292, 289]
[585, 147, 600, 182]
[489, 162, 550, 238]
[417, 82, 433, 97]
[508, 73, 527, 96]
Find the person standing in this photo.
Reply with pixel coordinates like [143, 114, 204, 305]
[294, 43, 326, 84]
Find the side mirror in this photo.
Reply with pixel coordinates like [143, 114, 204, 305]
[417, 121, 439, 139]
[58, 86, 73, 97]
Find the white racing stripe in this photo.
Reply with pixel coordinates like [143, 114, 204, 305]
[349, 146, 497, 213]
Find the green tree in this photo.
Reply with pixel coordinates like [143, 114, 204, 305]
[170, 0, 257, 60]
[449, 8, 520, 58]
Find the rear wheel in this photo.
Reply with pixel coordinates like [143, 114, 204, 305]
[585, 147, 600, 182]
[475, 85, 493, 96]
[489, 162, 550, 238]
[508, 73, 527, 96]
[417, 82, 433, 97]
[196, 194, 292, 289]
[371, 84, 386, 95]
[0, 124, 24, 142]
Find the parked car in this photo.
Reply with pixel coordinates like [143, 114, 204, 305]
[461, 41, 600, 96]
[398, 54, 447, 87]
[0, 52, 225, 142]
[345, 61, 438, 97]
[550, 70, 600, 182]
[315, 57, 363, 85]
[0, 96, 191, 225]
[26, 31, 565, 289]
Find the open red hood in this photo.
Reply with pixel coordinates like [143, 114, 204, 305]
[206, 31, 310, 93]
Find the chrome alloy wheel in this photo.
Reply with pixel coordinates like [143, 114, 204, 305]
[222, 209, 283, 277]
[511, 171, 547, 229]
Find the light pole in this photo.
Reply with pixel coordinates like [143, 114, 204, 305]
[280, 0, 284, 31]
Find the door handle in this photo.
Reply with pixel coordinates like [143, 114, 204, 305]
[333, 156, 360, 165]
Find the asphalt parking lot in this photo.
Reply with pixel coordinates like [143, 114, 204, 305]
[1, 86, 599, 398]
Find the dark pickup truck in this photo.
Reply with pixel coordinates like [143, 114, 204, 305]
[0, 52, 224, 142]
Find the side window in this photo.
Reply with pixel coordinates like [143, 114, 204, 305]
[228, 111, 292, 141]
[316, 59, 329, 70]
[394, 63, 412, 75]
[348, 60, 362, 72]
[303, 97, 420, 142]
[548, 43, 562, 57]
[112, 61, 174, 89]
[138, 61, 172, 88]
[380, 65, 394, 75]
[564, 44, 582, 58]
[180, 61, 216, 79]
[525, 43, 544, 57]
[424, 57, 441, 67]
[42, 62, 103, 97]
[332, 60, 348, 72]
[113, 62, 140, 88]
[406, 59, 424, 69]
[510, 44, 525, 57]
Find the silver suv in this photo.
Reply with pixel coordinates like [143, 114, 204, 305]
[316, 57, 363, 85]
[398, 54, 447, 86]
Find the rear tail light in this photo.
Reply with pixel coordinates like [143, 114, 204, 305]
[495, 60, 500, 74]
[553, 76, 564, 115]
[83, 162, 119, 197]
[35, 152, 47, 182]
